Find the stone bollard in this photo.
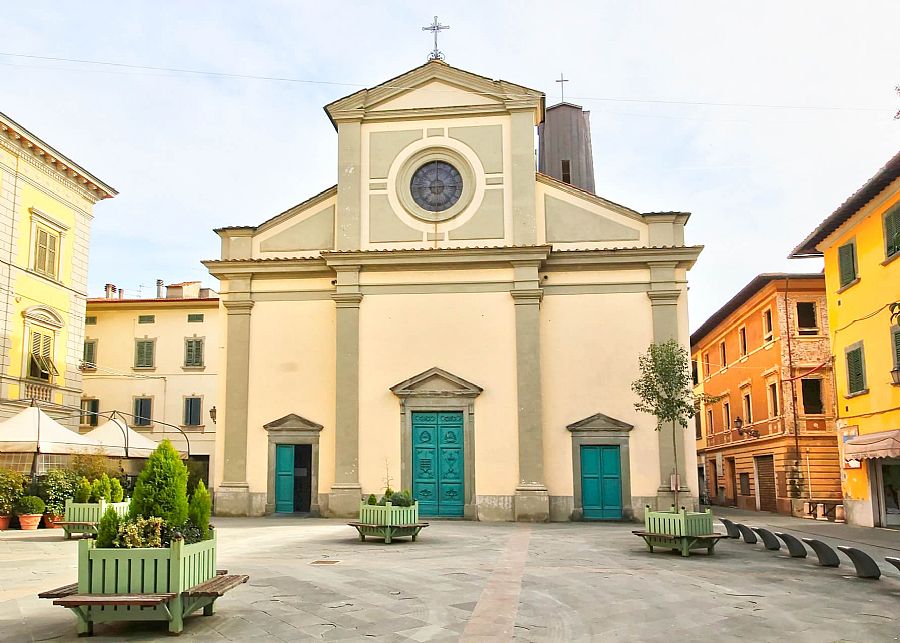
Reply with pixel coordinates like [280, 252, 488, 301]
[815, 503, 828, 521]
[835, 504, 845, 523]
[803, 501, 812, 518]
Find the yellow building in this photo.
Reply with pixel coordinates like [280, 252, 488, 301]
[82, 281, 219, 483]
[0, 111, 116, 436]
[791, 150, 900, 528]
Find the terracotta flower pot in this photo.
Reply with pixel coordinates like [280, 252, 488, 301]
[18, 514, 43, 530]
[43, 514, 64, 529]
[0, 514, 10, 530]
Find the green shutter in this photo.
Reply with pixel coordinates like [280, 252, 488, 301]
[893, 329, 900, 369]
[136, 340, 154, 368]
[83, 341, 95, 365]
[838, 243, 856, 286]
[846, 347, 865, 394]
[886, 208, 900, 258]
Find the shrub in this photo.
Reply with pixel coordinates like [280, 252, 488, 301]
[16, 495, 45, 515]
[74, 477, 92, 503]
[187, 481, 211, 540]
[366, 494, 377, 505]
[114, 516, 164, 548]
[377, 488, 413, 507]
[129, 440, 188, 527]
[185, 458, 208, 499]
[89, 478, 103, 502]
[98, 473, 113, 502]
[0, 468, 25, 515]
[110, 478, 124, 503]
[70, 453, 110, 480]
[96, 506, 121, 548]
[40, 469, 78, 515]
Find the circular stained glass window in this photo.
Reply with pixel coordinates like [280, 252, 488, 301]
[410, 161, 463, 212]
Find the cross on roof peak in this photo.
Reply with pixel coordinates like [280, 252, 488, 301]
[422, 16, 450, 62]
[555, 73, 569, 103]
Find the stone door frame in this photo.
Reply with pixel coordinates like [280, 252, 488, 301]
[264, 414, 323, 515]
[567, 412, 634, 521]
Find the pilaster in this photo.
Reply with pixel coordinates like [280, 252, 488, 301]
[511, 260, 548, 521]
[335, 119, 362, 251]
[510, 110, 538, 245]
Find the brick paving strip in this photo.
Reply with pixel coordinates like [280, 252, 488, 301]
[461, 524, 532, 641]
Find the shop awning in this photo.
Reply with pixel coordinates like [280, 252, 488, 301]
[844, 429, 900, 460]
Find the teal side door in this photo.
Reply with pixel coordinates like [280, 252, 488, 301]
[275, 444, 295, 513]
[412, 411, 464, 517]
[581, 445, 622, 520]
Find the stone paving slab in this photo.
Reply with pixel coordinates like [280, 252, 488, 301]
[1, 517, 899, 641]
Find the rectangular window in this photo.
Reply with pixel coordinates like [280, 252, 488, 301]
[138, 315, 155, 324]
[561, 159, 571, 184]
[720, 342, 727, 370]
[33, 225, 59, 278]
[187, 313, 204, 323]
[703, 352, 710, 378]
[838, 241, 858, 287]
[885, 206, 900, 259]
[28, 328, 58, 381]
[82, 340, 97, 369]
[739, 472, 751, 496]
[134, 339, 155, 368]
[80, 399, 99, 427]
[706, 409, 714, 434]
[845, 343, 867, 395]
[694, 412, 702, 439]
[796, 302, 818, 335]
[85, 316, 97, 325]
[763, 309, 773, 342]
[691, 360, 698, 386]
[184, 397, 202, 426]
[769, 382, 779, 417]
[723, 401, 731, 429]
[743, 392, 753, 423]
[739, 327, 747, 356]
[801, 378, 824, 414]
[184, 338, 204, 368]
[133, 397, 152, 426]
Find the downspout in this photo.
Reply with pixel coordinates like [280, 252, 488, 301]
[784, 277, 803, 498]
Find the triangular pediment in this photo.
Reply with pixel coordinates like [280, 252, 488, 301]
[263, 413, 323, 432]
[567, 412, 634, 433]
[391, 367, 483, 398]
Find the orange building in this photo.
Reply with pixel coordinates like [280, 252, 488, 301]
[692, 274, 841, 515]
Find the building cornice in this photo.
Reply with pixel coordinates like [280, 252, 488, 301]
[86, 298, 220, 311]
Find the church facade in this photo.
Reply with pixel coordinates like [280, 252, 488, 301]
[205, 61, 702, 521]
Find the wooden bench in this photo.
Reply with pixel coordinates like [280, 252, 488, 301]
[40, 574, 248, 636]
[55, 521, 98, 539]
[348, 521, 429, 544]
[632, 530, 725, 557]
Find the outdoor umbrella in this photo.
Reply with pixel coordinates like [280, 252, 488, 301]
[0, 406, 105, 455]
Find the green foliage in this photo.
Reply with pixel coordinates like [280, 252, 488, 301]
[110, 477, 124, 503]
[74, 477, 92, 503]
[378, 488, 413, 507]
[129, 440, 189, 527]
[187, 481, 211, 540]
[89, 478, 103, 502]
[185, 458, 208, 499]
[15, 495, 45, 515]
[39, 469, 78, 515]
[631, 340, 697, 431]
[98, 473, 113, 502]
[96, 506, 121, 548]
[366, 494, 377, 505]
[0, 467, 26, 514]
[70, 453, 110, 480]
[114, 516, 164, 548]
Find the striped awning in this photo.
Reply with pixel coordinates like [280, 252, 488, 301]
[844, 429, 900, 460]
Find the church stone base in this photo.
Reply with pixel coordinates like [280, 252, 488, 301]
[214, 483, 267, 517]
[514, 488, 550, 522]
[326, 484, 363, 518]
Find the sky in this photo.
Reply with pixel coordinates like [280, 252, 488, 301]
[2, 1, 899, 330]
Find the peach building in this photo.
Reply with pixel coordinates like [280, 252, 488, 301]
[692, 274, 841, 515]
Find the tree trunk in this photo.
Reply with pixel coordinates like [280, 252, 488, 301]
[672, 419, 679, 509]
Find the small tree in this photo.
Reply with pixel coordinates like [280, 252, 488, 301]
[110, 478, 125, 503]
[188, 481, 212, 540]
[632, 339, 713, 508]
[96, 506, 121, 548]
[74, 477, 92, 503]
[130, 440, 189, 527]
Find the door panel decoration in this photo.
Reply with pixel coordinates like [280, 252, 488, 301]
[412, 411, 465, 516]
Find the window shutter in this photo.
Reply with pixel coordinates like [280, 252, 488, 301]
[893, 329, 900, 368]
[84, 341, 95, 365]
[838, 244, 856, 286]
[145, 341, 154, 367]
[47, 233, 57, 276]
[887, 208, 900, 258]
[41, 334, 51, 358]
[194, 340, 202, 366]
[136, 342, 144, 367]
[35, 229, 48, 272]
[31, 331, 42, 355]
[847, 347, 864, 393]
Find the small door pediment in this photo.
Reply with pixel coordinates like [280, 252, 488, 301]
[391, 367, 483, 399]
[567, 412, 634, 435]
[264, 413, 323, 433]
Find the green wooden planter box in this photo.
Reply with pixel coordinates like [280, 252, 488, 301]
[353, 501, 424, 543]
[62, 499, 130, 539]
[72, 531, 217, 635]
[641, 505, 716, 556]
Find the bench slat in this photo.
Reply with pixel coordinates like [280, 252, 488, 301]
[348, 522, 430, 528]
[184, 574, 248, 598]
[632, 530, 723, 540]
[38, 583, 78, 599]
[54, 593, 175, 607]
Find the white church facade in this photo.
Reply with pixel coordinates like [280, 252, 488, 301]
[205, 61, 702, 521]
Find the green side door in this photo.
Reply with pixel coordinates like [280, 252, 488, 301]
[275, 444, 294, 513]
[412, 411, 464, 517]
[581, 445, 622, 520]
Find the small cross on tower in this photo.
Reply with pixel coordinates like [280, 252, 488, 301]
[423, 16, 450, 61]
[556, 73, 569, 103]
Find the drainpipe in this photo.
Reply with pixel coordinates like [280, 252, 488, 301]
[784, 277, 803, 498]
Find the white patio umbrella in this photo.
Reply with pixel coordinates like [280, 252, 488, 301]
[85, 418, 180, 459]
[0, 407, 106, 455]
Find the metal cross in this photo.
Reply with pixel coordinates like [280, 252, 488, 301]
[556, 73, 569, 103]
[423, 16, 450, 61]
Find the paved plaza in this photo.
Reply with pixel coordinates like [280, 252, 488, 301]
[2, 511, 899, 642]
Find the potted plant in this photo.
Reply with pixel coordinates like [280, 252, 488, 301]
[352, 488, 424, 543]
[0, 467, 25, 530]
[40, 469, 78, 528]
[16, 495, 45, 530]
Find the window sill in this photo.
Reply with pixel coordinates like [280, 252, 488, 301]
[837, 277, 860, 294]
[130, 425, 154, 431]
[181, 425, 206, 431]
[181, 366, 206, 371]
[132, 367, 156, 372]
[882, 252, 900, 267]
[25, 268, 63, 286]
[845, 389, 869, 399]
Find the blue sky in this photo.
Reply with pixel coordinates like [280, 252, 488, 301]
[3, 1, 899, 328]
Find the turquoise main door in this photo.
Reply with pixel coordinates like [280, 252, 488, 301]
[275, 444, 294, 513]
[412, 411, 464, 517]
[580, 445, 622, 520]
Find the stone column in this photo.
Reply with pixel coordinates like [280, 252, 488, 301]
[647, 261, 689, 509]
[329, 265, 363, 516]
[216, 277, 254, 516]
[511, 261, 549, 521]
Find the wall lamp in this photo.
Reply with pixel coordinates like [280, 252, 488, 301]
[734, 416, 760, 438]
[891, 367, 900, 386]
[209, 406, 217, 424]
